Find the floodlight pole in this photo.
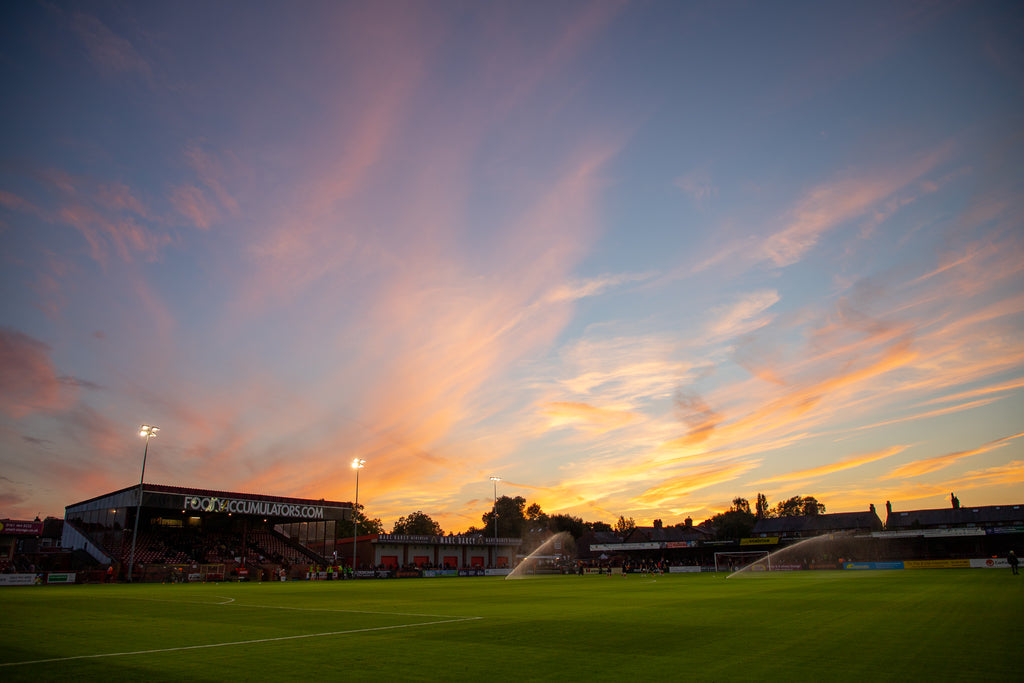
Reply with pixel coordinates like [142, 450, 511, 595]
[128, 424, 158, 582]
[352, 459, 365, 574]
[490, 476, 501, 566]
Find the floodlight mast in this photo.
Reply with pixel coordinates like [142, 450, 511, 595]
[490, 476, 501, 566]
[128, 425, 159, 582]
[352, 458, 366, 573]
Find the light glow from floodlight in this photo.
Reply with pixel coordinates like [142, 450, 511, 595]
[140, 424, 159, 438]
[352, 458, 366, 469]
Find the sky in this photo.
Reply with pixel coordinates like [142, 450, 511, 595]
[1, 1, 1022, 532]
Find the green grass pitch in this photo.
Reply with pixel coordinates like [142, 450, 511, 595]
[1, 570, 1021, 681]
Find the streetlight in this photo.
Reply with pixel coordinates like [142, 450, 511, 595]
[490, 476, 501, 566]
[351, 458, 365, 574]
[128, 424, 158, 582]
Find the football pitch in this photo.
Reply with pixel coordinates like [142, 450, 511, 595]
[1, 570, 1020, 681]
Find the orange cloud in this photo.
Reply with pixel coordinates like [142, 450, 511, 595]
[916, 376, 1024, 407]
[636, 460, 763, 508]
[883, 432, 1024, 479]
[541, 401, 637, 432]
[754, 444, 910, 485]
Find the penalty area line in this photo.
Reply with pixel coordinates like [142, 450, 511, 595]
[0, 615, 483, 668]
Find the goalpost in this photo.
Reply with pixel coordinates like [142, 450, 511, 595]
[714, 550, 771, 573]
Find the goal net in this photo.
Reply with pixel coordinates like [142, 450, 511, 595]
[714, 550, 770, 573]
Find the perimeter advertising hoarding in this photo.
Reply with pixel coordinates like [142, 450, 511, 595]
[844, 561, 906, 570]
[740, 537, 780, 546]
[0, 520, 43, 535]
[46, 573, 75, 584]
[903, 559, 971, 569]
[590, 542, 661, 551]
[0, 574, 39, 586]
[971, 558, 1011, 569]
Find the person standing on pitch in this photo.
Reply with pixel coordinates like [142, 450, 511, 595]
[1009, 550, 1019, 575]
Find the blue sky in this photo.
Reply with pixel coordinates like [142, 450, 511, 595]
[1, 1, 1022, 531]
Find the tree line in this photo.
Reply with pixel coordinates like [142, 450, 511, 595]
[339, 493, 827, 542]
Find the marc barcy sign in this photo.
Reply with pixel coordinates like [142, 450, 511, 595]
[182, 495, 324, 519]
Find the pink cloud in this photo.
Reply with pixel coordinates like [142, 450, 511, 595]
[70, 12, 153, 82]
[761, 146, 952, 267]
[184, 143, 240, 216]
[0, 329, 67, 418]
[170, 184, 219, 230]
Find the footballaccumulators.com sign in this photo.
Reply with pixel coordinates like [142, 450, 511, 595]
[182, 496, 324, 520]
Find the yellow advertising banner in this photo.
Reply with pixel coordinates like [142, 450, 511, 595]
[740, 537, 780, 545]
[903, 559, 970, 569]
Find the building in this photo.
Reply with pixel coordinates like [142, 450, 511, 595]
[60, 483, 523, 581]
[337, 532, 520, 574]
[750, 507, 884, 540]
[63, 483, 351, 580]
[877, 498, 1024, 561]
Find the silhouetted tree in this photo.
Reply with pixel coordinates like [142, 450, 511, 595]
[391, 511, 443, 536]
[548, 514, 587, 539]
[703, 506, 755, 541]
[481, 495, 527, 538]
[526, 503, 549, 527]
[772, 495, 826, 517]
[614, 515, 637, 538]
[339, 504, 383, 537]
[755, 493, 769, 519]
[732, 497, 751, 514]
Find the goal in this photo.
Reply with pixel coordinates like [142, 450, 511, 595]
[714, 550, 770, 573]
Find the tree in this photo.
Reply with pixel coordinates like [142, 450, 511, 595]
[481, 495, 527, 538]
[614, 515, 636, 538]
[703, 507, 755, 541]
[801, 496, 825, 516]
[548, 513, 587, 539]
[588, 520, 613, 533]
[525, 502, 549, 528]
[391, 511, 443, 536]
[772, 495, 826, 517]
[340, 504, 383, 536]
[755, 493, 769, 519]
[732, 497, 751, 514]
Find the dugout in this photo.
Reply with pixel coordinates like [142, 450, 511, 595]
[62, 484, 352, 580]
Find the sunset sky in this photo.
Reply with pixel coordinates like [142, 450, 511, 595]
[2, 1, 1022, 531]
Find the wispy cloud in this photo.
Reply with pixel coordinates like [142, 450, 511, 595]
[69, 12, 153, 83]
[170, 184, 219, 230]
[883, 432, 1024, 479]
[754, 444, 910, 485]
[695, 145, 953, 274]
[0, 328, 68, 418]
[705, 289, 779, 341]
[541, 401, 638, 432]
[674, 170, 717, 205]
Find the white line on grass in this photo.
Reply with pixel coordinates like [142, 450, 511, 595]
[0, 615, 483, 669]
[122, 595, 478, 620]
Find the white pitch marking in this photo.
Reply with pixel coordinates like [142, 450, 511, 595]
[121, 595, 476, 620]
[0, 615, 482, 668]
